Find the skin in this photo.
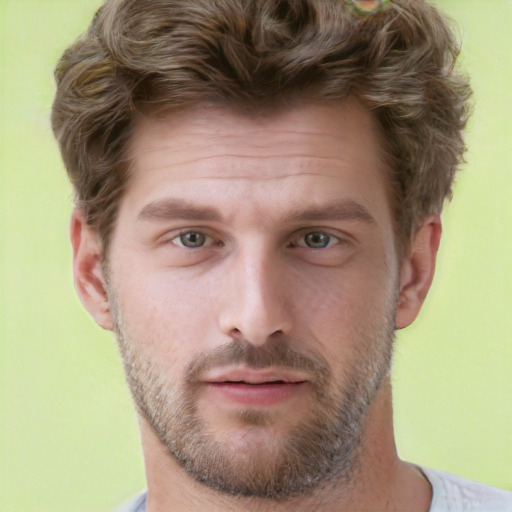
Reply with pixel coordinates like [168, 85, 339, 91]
[71, 99, 441, 511]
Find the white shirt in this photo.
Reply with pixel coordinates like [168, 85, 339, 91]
[117, 467, 512, 511]
[421, 467, 512, 511]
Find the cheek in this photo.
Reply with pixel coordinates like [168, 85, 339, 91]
[293, 252, 395, 313]
[289, 256, 397, 354]
[111, 266, 219, 364]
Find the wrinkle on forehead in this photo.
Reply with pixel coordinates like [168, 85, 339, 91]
[129, 104, 381, 185]
[186, 170, 351, 182]
[131, 133, 349, 180]
[132, 138, 358, 171]
[123, 100, 392, 223]
[130, 99, 379, 160]
[130, 156, 358, 181]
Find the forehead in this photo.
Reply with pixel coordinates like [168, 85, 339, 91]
[129, 100, 384, 181]
[119, 100, 392, 230]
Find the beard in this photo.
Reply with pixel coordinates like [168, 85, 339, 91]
[111, 298, 396, 501]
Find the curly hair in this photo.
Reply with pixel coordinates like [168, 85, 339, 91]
[52, 0, 471, 254]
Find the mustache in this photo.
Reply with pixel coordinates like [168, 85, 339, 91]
[185, 340, 330, 386]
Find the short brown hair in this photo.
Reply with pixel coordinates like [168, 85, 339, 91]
[52, 0, 471, 254]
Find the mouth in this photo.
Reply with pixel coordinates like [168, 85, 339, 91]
[201, 367, 309, 406]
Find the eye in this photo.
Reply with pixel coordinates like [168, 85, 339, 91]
[172, 231, 209, 248]
[302, 231, 339, 249]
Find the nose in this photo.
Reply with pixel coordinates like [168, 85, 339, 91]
[218, 246, 293, 346]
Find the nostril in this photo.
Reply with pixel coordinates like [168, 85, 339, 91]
[229, 327, 243, 339]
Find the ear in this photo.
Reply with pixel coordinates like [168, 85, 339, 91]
[395, 215, 442, 329]
[70, 210, 114, 330]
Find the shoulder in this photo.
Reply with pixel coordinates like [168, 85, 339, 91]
[421, 467, 512, 512]
[113, 491, 147, 512]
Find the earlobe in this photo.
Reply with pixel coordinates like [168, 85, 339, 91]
[70, 210, 114, 330]
[395, 215, 442, 329]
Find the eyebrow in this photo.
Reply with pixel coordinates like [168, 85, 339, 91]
[137, 198, 376, 225]
[290, 201, 376, 225]
[138, 198, 223, 222]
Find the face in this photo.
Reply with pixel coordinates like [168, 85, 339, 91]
[104, 100, 402, 498]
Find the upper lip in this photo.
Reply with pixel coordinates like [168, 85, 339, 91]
[202, 367, 309, 385]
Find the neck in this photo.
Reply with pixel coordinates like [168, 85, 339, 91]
[140, 379, 431, 512]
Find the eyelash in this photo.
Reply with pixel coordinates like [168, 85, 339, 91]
[168, 230, 344, 250]
[291, 231, 342, 249]
[170, 230, 219, 248]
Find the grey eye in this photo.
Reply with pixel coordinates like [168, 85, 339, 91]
[179, 232, 206, 248]
[304, 232, 332, 249]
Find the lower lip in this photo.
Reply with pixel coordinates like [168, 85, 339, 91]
[204, 382, 307, 406]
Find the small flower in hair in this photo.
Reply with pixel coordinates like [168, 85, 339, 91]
[347, 0, 389, 17]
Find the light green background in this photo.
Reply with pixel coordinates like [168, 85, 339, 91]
[0, 1, 511, 511]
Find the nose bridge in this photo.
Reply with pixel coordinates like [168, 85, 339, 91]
[218, 240, 292, 345]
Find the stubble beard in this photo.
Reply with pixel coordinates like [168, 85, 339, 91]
[111, 300, 396, 501]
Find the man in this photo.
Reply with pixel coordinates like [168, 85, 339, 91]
[51, 0, 512, 510]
